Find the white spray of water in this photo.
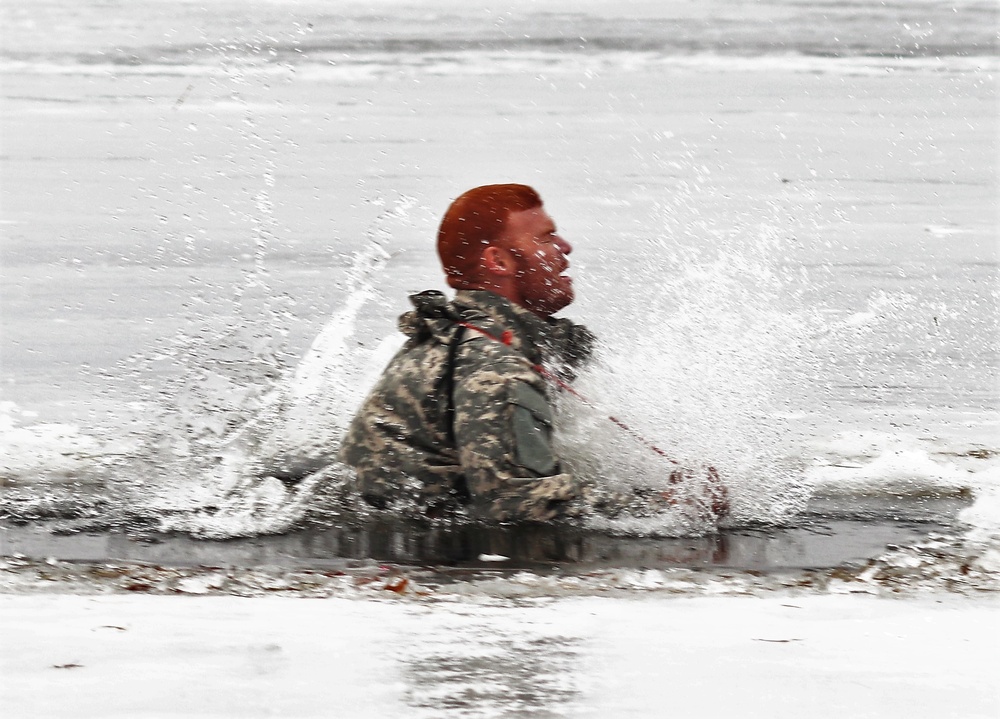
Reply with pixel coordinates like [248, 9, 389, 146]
[556, 197, 923, 537]
[557, 224, 815, 535]
[262, 196, 417, 457]
[153, 198, 415, 538]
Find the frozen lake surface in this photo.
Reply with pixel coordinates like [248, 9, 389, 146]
[1, 1, 998, 714]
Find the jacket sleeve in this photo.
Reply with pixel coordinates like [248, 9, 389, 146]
[451, 338, 582, 522]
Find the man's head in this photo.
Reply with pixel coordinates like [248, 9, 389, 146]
[437, 184, 574, 317]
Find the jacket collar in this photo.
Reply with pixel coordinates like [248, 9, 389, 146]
[452, 290, 553, 364]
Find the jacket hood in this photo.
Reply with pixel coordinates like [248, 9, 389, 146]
[397, 290, 463, 343]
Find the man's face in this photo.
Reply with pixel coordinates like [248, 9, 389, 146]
[500, 207, 574, 317]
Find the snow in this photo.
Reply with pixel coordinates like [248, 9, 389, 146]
[2, 592, 997, 718]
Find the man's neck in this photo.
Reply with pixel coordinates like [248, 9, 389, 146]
[452, 279, 539, 317]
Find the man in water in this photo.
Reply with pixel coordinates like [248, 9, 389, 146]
[339, 184, 595, 522]
[339, 184, 728, 524]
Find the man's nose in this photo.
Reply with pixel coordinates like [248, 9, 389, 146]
[555, 235, 572, 255]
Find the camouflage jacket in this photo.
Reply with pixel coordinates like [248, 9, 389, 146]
[339, 289, 595, 522]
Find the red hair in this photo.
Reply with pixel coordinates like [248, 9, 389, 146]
[437, 184, 542, 289]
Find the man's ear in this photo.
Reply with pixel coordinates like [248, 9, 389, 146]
[481, 246, 516, 276]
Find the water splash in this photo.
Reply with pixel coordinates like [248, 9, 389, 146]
[258, 196, 417, 464]
[148, 198, 416, 538]
[558, 202, 921, 536]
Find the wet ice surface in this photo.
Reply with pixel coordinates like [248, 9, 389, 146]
[2, 491, 997, 599]
[0, 495, 971, 572]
